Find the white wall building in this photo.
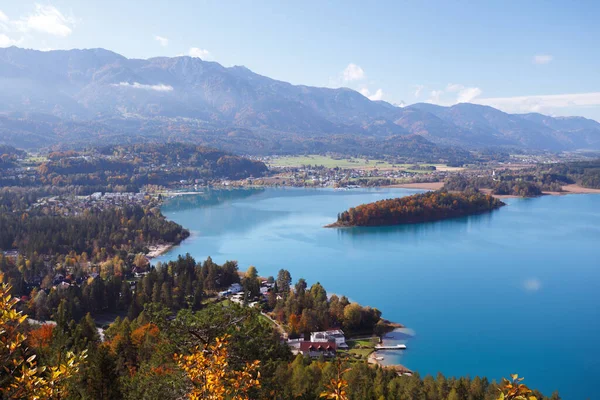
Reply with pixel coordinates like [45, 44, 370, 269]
[310, 329, 348, 349]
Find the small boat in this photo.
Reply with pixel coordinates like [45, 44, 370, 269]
[375, 357, 385, 361]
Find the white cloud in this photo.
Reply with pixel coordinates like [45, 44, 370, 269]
[414, 85, 424, 98]
[428, 90, 444, 104]
[359, 87, 384, 101]
[189, 47, 211, 59]
[474, 92, 600, 114]
[154, 35, 168, 47]
[533, 54, 553, 65]
[0, 33, 20, 47]
[456, 87, 482, 103]
[17, 4, 75, 37]
[523, 278, 542, 292]
[446, 83, 464, 92]
[368, 88, 384, 101]
[342, 63, 365, 82]
[113, 82, 174, 92]
[426, 83, 482, 104]
[0, 10, 8, 22]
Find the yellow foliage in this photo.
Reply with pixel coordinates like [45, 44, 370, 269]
[498, 374, 538, 400]
[0, 281, 87, 399]
[175, 334, 260, 400]
[320, 361, 350, 400]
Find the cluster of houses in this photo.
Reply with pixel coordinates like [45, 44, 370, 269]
[218, 280, 278, 307]
[29, 192, 156, 216]
[217, 280, 349, 359]
[264, 164, 446, 188]
[218, 279, 277, 299]
[287, 329, 349, 358]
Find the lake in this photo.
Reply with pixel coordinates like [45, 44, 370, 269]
[155, 187, 600, 399]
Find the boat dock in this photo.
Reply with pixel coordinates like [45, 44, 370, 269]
[374, 344, 407, 350]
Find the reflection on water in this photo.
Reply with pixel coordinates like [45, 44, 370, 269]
[335, 210, 498, 241]
[161, 187, 265, 212]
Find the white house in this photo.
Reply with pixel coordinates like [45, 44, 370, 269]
[310, 329, 348, 349]
[229, 283, 242, 294]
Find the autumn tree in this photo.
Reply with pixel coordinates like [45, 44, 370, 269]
[175, 334, 260, 400]
[498, 374, 538, 400]
[0, 281, 87, 399]
[320, 360, 350, 400]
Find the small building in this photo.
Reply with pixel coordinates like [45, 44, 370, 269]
[310, 329, 348, 349]
[229, 283, 242, 294]
[2, 250, 20, 260]
[294, 342, 337, 358]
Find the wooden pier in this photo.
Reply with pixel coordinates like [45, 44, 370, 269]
[374, 344, 407, 350]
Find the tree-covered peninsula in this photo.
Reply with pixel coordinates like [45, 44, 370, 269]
[328, 191, 505, 227]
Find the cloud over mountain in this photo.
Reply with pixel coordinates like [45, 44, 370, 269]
[0, 46, 599, 152]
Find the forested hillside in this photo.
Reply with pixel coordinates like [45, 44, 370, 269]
[331, 191, 504, 227]
[0, 143, 268, 191]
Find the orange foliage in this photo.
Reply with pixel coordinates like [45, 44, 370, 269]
[27, 324, 54, 349]
[107, 333, 123, 354]
[150, 365, 174, 376]
[288, 314, 299, 332]
[131, 323, 160, 346]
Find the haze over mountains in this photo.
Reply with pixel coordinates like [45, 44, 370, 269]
[1, 46, 599, 153]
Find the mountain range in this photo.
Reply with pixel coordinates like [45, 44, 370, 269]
[1, 46, 599, 153]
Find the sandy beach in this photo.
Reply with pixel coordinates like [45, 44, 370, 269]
[367, 351, 413, 375]
[559, 184, 600, 195]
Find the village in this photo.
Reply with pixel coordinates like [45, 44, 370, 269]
[28, 191, 158, 216]
[216, 279, 410, 373]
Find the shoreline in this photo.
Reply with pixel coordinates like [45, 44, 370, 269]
[385, 181, 600, 198]
[161, 190, 204, 197]
[146, 243, 174, 259]
[366, 330, 413, 375]
[385, 182, 445, 190]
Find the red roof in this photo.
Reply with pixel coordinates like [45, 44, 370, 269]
[299, 341, 337, 352]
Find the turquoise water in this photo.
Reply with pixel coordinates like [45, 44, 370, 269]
[156, 188, 600, 399]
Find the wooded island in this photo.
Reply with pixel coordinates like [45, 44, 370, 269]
[328, 191, 505, 227]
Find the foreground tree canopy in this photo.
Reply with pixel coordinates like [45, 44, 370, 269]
[0, 278, 561, 399]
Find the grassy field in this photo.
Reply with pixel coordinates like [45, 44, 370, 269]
[267, 155, 462, 172]
[342, 337, 379, 359]
[21, 155, 47, 166]
[268, 155, 397, 169]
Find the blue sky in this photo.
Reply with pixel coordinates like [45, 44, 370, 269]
[1, 0, 600, 120]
